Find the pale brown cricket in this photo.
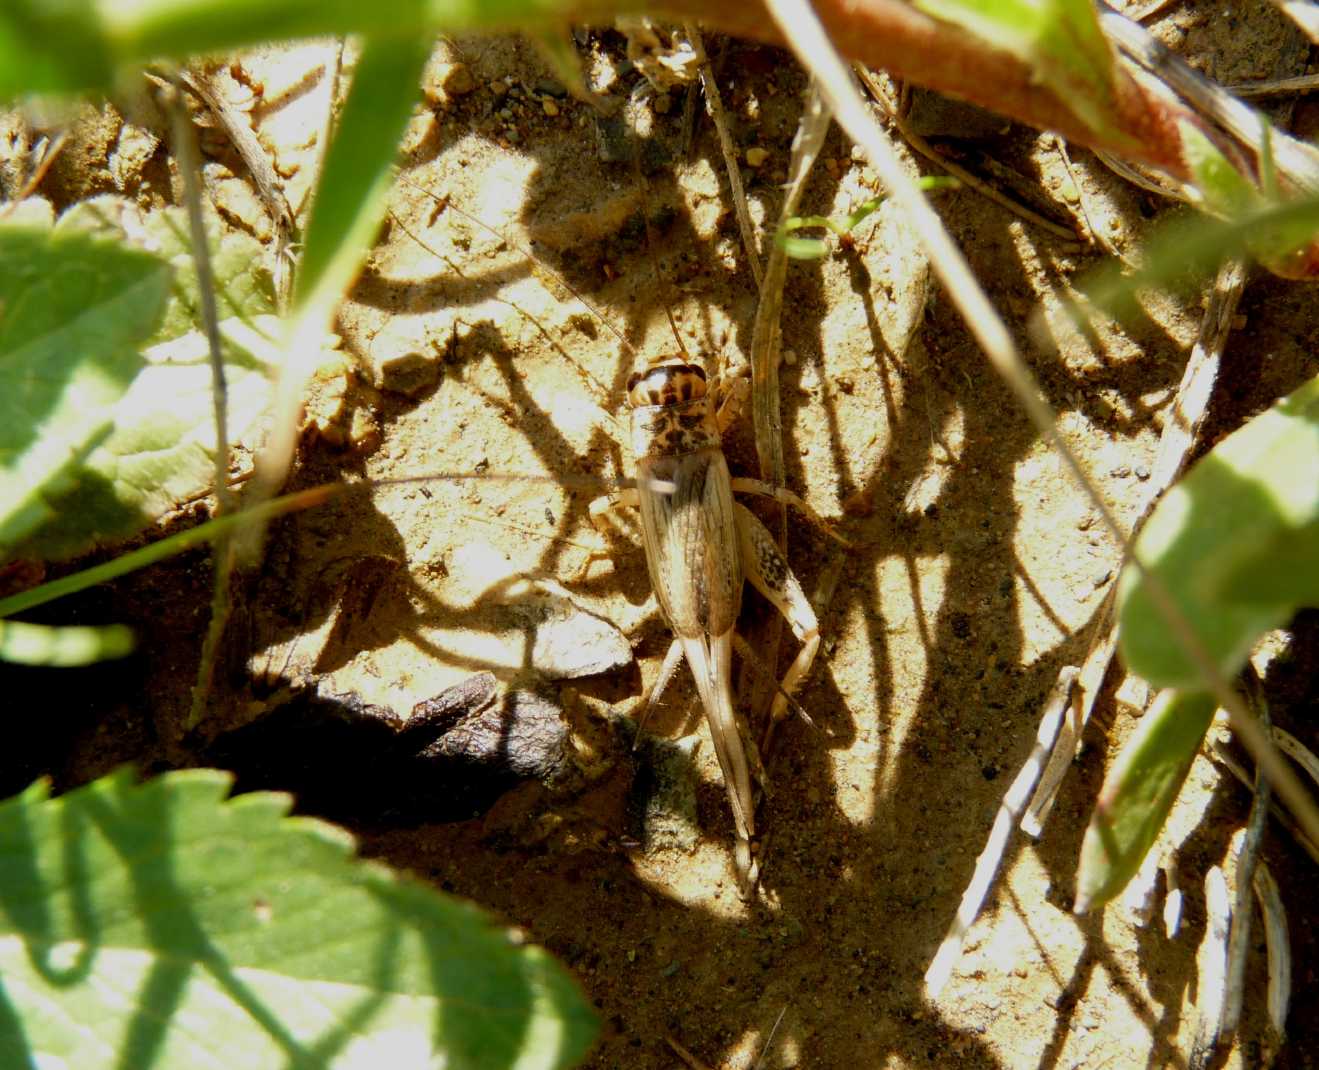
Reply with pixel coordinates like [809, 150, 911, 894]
[592, 356, 825, 895]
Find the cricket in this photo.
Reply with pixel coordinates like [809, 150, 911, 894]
[593, 350, 826, 894]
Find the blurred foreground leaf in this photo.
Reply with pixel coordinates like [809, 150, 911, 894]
[1118, 373, 1319, 688]
[0, 227, 170, 556]
[0, 620, 134, 665]
[0, 768, 596, 1069]
[1074, 689, 1216, 912]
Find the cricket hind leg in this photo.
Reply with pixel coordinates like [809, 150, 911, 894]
[732, 502, 821, 745]
[681, 630, 760, 897]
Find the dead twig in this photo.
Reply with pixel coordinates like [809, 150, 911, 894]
[1221, 670, 1271, 1041]
[1252, 860, 1291, 1053]
[1189, 866, 1232, 1068]
[1229, 72, 1319, 99]
[743, 78, 830, 743]
[665, 1035, 716, 1070]
[686, 25, 763, 293]
[1209, 736, 1319, 865]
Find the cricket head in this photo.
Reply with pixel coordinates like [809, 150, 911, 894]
[625, 358, 708, 408]
[626, 359, 722, 462]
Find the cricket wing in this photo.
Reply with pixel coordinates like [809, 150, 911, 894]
[636, 449, 742, 639]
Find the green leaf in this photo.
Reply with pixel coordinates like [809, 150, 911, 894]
[914, 0, 1126, 143]
[1179, 120, 1259, 219]
[1074, 689, 1216, 913]
[58, 197, 277, 345]
[776, 178, 957, 259]
[0, 768, 596, 1069]
[8, 316, 282, 561]
[294, 35, 430, 313]
[2, 202, 295, 560]
[0, 620, 134, 665]
[0, 2, 584, 94]
[1075, 194, 1319, 322]
[1117, 373, 1319, 687]
[0, 227, 171, 557]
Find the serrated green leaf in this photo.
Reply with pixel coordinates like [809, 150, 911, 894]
[1074, 689, 1216, 913]
[9, 316, 282, 561]
[1117, 373, 1319, 687]
[914, 0, 1124, 143]
[0, 768, 596, 1069]
[0, 227, 171, 557]
[56, 196, 277, 345]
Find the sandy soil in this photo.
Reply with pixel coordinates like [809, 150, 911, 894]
[8, 8, 1319, 1069]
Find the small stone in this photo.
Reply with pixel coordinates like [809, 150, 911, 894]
[526, 596, 632, 680]
[745, 146, 769, 168]
[1134, 464, 1151, 481]
[542, 97, 560, 117]
[440, 62, 474, 96]
[379, 352, 441, 399]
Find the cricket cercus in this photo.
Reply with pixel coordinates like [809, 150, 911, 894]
[592, 354, 833, 896]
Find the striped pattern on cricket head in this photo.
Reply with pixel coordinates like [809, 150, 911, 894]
[626, 358, 722, 462]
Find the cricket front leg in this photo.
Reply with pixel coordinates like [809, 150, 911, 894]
[574, 484, 640, 581]
[733, 503, 821, 743]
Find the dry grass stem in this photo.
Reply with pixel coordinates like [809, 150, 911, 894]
[1252, 861, 1291, 1048]
[1021, 257, 1245, 836]
[1189, 865, 1231, 1067]
[686, 25, 763, 293]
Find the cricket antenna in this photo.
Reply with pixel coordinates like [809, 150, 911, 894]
[630, 149, 692, 362]
[395, 171, 639, 362]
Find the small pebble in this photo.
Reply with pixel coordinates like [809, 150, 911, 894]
[745, 146, 769, 168]
[441, 62, 474, 96]
[1135, 464, 1150, 481]
[542, 97, 559, 117]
